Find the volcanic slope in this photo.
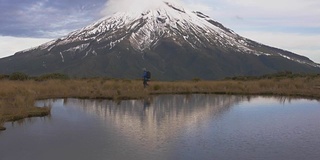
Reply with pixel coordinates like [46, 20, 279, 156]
[0, 1, 319, 80]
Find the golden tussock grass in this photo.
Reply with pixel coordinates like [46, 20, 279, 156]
[0, 76, 320, 130]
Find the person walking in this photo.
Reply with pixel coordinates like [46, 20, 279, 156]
[142, 68, 151, 88]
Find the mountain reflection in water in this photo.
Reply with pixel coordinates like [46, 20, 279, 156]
[43, 95, 245, 149]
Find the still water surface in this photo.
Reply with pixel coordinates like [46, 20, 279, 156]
[0, 95, 320, 160]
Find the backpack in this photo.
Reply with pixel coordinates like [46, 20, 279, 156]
[146, 71, 151, 79]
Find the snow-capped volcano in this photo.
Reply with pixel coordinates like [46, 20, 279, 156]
[36, 1, 238, 52]
[0, 1, 319, 79]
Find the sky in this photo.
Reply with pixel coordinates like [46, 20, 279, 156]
[0, 0, 319, 63]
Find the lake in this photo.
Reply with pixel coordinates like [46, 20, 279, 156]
[0, 95, 320, 160]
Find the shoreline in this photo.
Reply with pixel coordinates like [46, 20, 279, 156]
[1, 76, 320, 131]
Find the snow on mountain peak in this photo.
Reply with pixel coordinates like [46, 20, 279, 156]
[18, 0, 253, 56]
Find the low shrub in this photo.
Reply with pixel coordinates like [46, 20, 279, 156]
[9, 72, 29, 81]
[153, 85, 161, 91]
[192, 78, 201, 82]
[0, 74, 9, 80]
[35, 73, 69, 81]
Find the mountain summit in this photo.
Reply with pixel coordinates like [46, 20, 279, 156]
[1, 1, 319, 80]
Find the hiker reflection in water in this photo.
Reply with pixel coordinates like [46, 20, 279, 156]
[142, 68, 150, 88]
[143, 98, 151, 111]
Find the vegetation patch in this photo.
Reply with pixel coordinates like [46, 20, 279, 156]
[9, 72, 29, 81]
[0, 126, 5, 131]
[35, 73, 69, 81]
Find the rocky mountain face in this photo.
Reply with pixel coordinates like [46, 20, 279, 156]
[0, 1, 319, 80]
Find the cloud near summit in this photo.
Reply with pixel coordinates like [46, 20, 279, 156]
[100, 0, 183, 16]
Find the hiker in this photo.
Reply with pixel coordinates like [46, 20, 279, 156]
[142, 68, 151, 88]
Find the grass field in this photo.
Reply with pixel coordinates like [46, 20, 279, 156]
[1, 72, 320, 131]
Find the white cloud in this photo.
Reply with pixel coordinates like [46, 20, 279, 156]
[101, 0, 183, 16]
[0, 36, 52, 58]
[184, 2, 213, 13]
[229, 0, 320, 14]
[215, 0, 320, 27]
[239, 31, 320, 63]
[28, 0, 52, 13]
[182, 0, 320, 64]
[180, 0, 320, 30]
